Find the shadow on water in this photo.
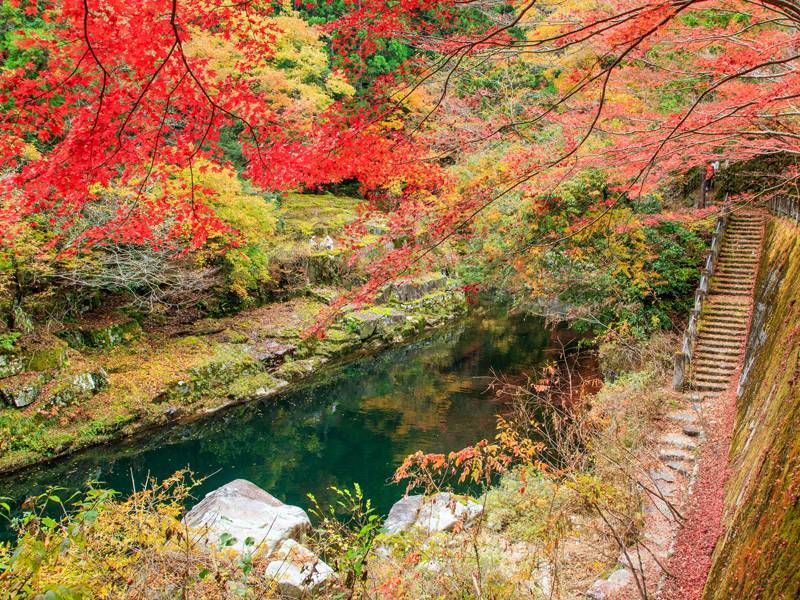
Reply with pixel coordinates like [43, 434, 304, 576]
[0, 306, 583, 537]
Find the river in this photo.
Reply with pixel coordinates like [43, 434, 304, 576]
[0, 307, 584, 536]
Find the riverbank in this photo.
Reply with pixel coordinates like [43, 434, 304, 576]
[0, 274, 467, 474]
[0, 330, 685, 599]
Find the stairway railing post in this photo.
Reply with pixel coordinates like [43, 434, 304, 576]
[673, 351, 687, 391]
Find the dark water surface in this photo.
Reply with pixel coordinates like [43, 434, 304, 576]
[0, 308, 568, 532]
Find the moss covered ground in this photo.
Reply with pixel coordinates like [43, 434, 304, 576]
[0, 284, 466, 474]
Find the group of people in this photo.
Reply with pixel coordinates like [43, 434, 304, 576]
[309, 235, 335, 251]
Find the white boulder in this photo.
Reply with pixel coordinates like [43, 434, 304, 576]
[183, 479, 311, 555]
[384, 492, 483, 535]
[264, 538, 336, 597]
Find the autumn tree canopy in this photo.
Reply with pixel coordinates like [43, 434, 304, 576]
[1, 0, 799, 317]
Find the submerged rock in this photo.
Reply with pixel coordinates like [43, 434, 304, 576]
[184, 479, 311, 555]
[384, 492, 483, 535]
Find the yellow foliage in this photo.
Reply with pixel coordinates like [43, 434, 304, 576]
[184, 10, 354, 124]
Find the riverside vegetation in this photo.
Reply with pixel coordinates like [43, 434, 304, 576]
[2, 0, 800, 598]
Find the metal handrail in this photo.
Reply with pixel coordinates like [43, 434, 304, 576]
[673, 203, 731, 391]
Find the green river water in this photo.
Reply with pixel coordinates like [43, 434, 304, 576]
[0, 307, 577, 534]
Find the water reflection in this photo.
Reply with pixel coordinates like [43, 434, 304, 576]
[0, 307, 563, 530]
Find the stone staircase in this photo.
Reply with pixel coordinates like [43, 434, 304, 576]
[588, 209, 768, 600]
[689, 210, 766, 395]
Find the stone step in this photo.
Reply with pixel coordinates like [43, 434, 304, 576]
[660, 432, 699, 451]
[701, 324, 746, 334]
[720, 247, 759, 254]
[694, 371, 732, 382]
[699, 329, 745, 340]
[693, 366, 735, 379]
[697, 320, 747, 332]
[695, 348, 741, 359]
[665, 461, 691, 476]
[702, 317, 747, 327]
[692, 380, 729, 392]
[683, 424, 703, 437]
[660, 447, 696, 462]
[717, 257, 758, 265]
[693, 372, 732, 384]
[695, 343, 741, 352]
[706, 297, 750, 306]
[713, 280, 754, 285]
[704, 304, 750, 313]
[695, 356, 740, 366]
[712, 288, 751, 296]
[699, 327, 746, 337]
[716, 267, 757, 273]
[695, 354, 739, 365]
[694, 356, 740, 366]
[695, 349, 741, 359]
[713, 282, 751, 290]
[704, 307, 749, 315]
[717, 259, 757, 266]
[715, 270, 756, 278]
[669, 410, 700, 424]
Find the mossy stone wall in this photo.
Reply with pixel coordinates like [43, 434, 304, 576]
[704, 218, 800, 599]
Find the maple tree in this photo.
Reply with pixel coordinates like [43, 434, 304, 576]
[2, 0, 799, 329]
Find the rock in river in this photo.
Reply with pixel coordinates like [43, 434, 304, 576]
[384, 492, 483, 535]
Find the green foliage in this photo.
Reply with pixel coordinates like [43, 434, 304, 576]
[678, 9, 750, 28]
[464, 171, 709, 338]
[307, 484, 382, 592]
[0, 331, 20, 352]
[0, 1, 51, 73]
